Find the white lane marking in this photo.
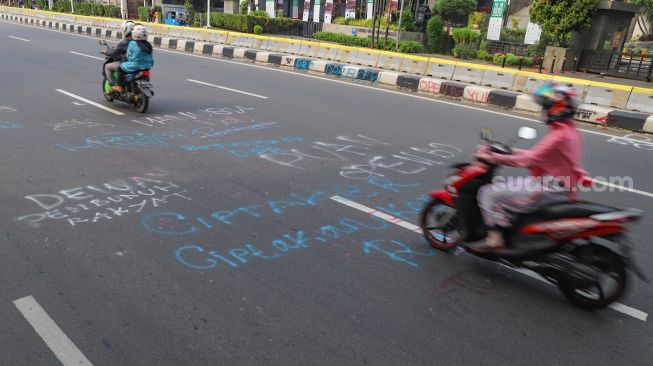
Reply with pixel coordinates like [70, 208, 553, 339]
[590, 179, 653, 199]
[55, 89, 124, 116]
[72, 102, 87, 106]
[14, 296, 94, 366]
[330, 195, 649, 322]
[8, 35, 29, 41]
[69, 50, 103, 60]
[187, 78, 269, 99]
[1, 19, 646, 143]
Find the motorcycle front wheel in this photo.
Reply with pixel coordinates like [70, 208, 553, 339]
[559, 244, 627, 309]
[420, 198, 462, 251]
[132, 87, 149, 113]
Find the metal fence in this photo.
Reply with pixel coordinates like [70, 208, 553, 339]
[487, 40, 532, 56]
[301, 21, 322, 38]
[578, 50, 653, 81]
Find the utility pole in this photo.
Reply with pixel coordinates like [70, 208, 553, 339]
[395, 0, 404, 51]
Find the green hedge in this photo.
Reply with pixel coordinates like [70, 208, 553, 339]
[314, 32, 422, 54]
[209, 12, 300, 34]
[492, 53, 534, 67]
[51, 1, 121, 18]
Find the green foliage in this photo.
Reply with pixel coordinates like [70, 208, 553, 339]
[138, 6, 149, 21]
[479, 39, 487, 52]
[36, 0, 47, 10]
[452, 43, 477, 59]
[209, 13, 299, 33]
[52, 1, 120, 18]
[240, 0, 248, 14]
[250, 10, 268, 17]
[426, 15, 444, 52]
[400, 9, 415, 31]
[529, 0, 599, 47]
[468, 11, 485, 29]
[435, 0, 478, 21]
[501, 28, 526, 43]
[452, 27, 479, 44]
[492, 53, 534, 67]
[633, 0, 653, 26]
[253, 24, 263, 34]
[333, 17, 348, 25]
[477, 49, 493, 61]
[330, 16, 397, 30]
[314, 32, 422, 53]
[511, 17, 520, 29]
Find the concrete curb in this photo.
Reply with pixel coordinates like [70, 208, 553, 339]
[3, 9, 652, 133]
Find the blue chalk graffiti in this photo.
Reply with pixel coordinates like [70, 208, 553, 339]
[0, 122, 24, 129]
[58, 131, 187, 151]
[325, 63, 345, 76]
[191, 122, 278, 139]
[175, 215, 389, 270]
[357, 69, 379, 82]
[374, 193, 430, 220]
[294, 58, 313, 70]
[362, 239, 436, 267]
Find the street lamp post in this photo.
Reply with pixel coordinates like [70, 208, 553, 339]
[395, 0, 404, 51]
[70, 0, 74, 13]
[206, 0, 211, 27]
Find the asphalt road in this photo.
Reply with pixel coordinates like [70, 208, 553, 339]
[1, 19, 653, 366]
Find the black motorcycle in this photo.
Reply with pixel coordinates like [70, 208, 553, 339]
[99, 40, 153, 113]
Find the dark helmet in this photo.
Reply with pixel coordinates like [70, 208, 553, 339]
[533, 83, 580, 123]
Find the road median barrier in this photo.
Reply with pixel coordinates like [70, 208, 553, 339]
[514, 94, 543, 113]
[626, 87, 653, 114]
[440, 81, 467, 98]
[2, 7, 652, 135]
[377, 51, 403, 71]
[417, 77, 444, 96]
[399, 55, 429, 75]
[377, 71, 402, 86]
[482, 66, 517, 90]
[584, 82, 632, 109]
[606, 110, 649, 131]
[488, 90, 520, 108]
[574, 104, 613, 125]
[396, 75, 422, 91]
[463, 85, 493, 103]
[452, 62, 486, 85]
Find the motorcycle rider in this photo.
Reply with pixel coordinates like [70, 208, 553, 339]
[117, 24, 154, 92]
[104, 21, 135, 93]
[470, 83, 589, 253]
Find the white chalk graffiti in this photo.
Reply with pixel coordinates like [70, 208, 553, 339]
[131, 106, 256, 127]
[607, 134, 653, 151]
[17, 169, 192, 228]
[259, 134, 461, 179]
[52, 119, 114, 131]
[0, 106, 17, 112]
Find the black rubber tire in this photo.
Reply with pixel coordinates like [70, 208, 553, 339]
[559, 245, 627, 309]
[420, 198, 462, 252]
[132, 88, 149, 113]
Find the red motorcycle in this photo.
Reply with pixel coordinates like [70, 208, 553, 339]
[420, 127, 647, 308]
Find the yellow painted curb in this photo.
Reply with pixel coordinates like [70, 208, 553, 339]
[427, 57, 457, 66]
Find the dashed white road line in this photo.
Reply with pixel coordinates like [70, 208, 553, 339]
[187, 79, 269, 99]
[14, 295, 94, 366]
[69, 50, 103, 60]
[330, 195, 648, 322]
[55, 89, 124, 115]
[8, 35, 29, 41]
[590, 179, 653, 199]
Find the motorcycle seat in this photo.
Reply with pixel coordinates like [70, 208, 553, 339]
[531, 201, 619, 220]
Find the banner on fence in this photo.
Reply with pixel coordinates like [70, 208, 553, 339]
[487, 0, 506, 41]
[524, 22, 542, 45]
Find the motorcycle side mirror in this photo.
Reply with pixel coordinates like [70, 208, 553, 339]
[517, 127, 537, 140]
[480, 127, 493, 141]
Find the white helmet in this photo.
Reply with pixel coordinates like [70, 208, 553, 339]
[120, 21, 135, 37]
[132, 25, 148, 41]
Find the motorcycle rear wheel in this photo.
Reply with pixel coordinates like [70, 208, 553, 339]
[420, 198, 462, 251]
[132, 87, 149, 113]
[559, 244, 627, 309]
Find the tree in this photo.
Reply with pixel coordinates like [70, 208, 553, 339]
[427, 15, 444, 52]
[435, 0, 478, 23]
[529, 0, 599, 47]
[632, 0, 653, 38]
